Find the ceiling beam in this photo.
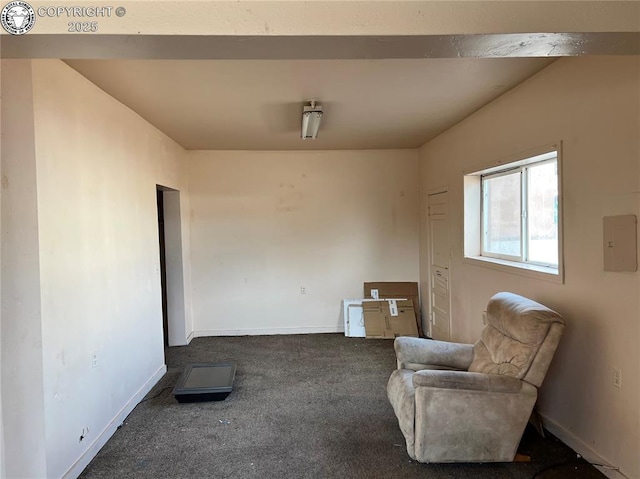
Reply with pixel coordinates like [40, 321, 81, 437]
[2, 1, 639, 36]
[2, 32, 639, 59]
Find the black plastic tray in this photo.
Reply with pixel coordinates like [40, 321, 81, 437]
[173, 362, 236, 403]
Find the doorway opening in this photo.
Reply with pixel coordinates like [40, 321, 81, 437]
[156, 188, 169, 346]
[156, 185, 188, 347]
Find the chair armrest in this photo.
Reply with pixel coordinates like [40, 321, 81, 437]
[412, 370, 523, 393]
[394, 337, 474, 370]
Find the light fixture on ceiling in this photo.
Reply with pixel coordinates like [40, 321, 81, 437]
[301, 100, 323, 139]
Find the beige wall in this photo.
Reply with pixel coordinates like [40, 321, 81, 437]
[1, 60, 48, 479]
[418, 56, 640, 478]
[0, 63, 4, 479]
[1, 59, 192, 478]
[187, 149, 419, 335]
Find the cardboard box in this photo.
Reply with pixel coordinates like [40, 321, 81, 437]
[343, 298, 407, 337]
[362, 299, 419, 339]
[364, 282, 422, 336]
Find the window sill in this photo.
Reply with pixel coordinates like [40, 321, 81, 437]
[463, 256, 564, 284]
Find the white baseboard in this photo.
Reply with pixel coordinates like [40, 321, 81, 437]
[540, 413, 627, 479]
[170, 331, 194, 347]
[62, 365, 167, 479]
[193, 326, 343, 337]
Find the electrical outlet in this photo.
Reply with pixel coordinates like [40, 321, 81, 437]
[91, 353, 98, 369]
[300, 286, 307, 295]
[613, 368, 622, 389]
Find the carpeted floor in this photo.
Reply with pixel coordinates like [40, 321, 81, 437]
[79, 334, 605, 479]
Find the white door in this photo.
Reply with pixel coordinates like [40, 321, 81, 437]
[428, 191, 451, 341]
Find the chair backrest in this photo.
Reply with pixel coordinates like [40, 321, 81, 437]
[468, 292, 564, 388]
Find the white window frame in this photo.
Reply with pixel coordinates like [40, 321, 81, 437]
[481, 158, 558, 268]
[464, 143, 564, 283]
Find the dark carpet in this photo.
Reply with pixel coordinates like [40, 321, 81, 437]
[79, 334, 604, 479]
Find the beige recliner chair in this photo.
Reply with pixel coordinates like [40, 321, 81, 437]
[387, 292, 564, 463]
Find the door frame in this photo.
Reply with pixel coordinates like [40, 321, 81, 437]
[426, 186, 451, 339]
[156, 185, 189, 347]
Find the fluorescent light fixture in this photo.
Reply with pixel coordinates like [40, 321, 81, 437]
[301, 100, 323, 139]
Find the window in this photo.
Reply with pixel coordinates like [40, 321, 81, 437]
[464, 146, 562, 281]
